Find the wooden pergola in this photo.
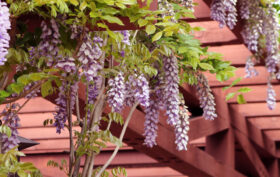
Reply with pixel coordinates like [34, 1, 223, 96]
[12, 0, 280, 176]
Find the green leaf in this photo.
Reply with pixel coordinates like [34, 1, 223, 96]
[226, 92, 236, 101]
[0, 90, 10, 98]
[178, 46, 188, 54]
[237, 87, 252, 93]
[0, 125, 12, 137]
[70, 0, 79, 6]
[138, 19, 148, 27]
[41, 80, 53, 97]
[237, 94, 246, 104]
[145, 25, 156, 35]
[80, 1, 87, 11]
[222, 77, 242, 90]
[101, 16, 124, 26]
[198, 63, 214, 71]
[152, 31, 163, 42]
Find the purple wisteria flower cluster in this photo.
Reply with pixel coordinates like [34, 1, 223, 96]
[77, 33, 104, 108]
[54, 80, 78, 134]
[175, 98, 189, 151]
[144, 99, 159, 148]
[38, 19, 61, 67]
[128, 74, 150, 107]
[107, 73, 125, 112]
[158, 0, 176, 21]
[56, 57, 77, 73]
[245, 57, 258, 78]
[210, 0, 237, 29]
[77, 34, 103, 82]
[1, 104, 20, 152]
[0, 1, 11, 65]
[196, 74, 217, 120]
[173, 0, 193, 10]
[119, 30, 131, 46]
[267, 82, 276, 110]
[263, 6, 279, 74]
[163, 55, 180, 126]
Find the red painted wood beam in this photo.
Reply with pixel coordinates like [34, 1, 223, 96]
[234, 128, 270, 177]
[207, 66, 275, 88]
[225, 85, 280, 104]
[213, 88, 277, 157]
[248, 117, 280, 130]
[229, 105, 277, 157]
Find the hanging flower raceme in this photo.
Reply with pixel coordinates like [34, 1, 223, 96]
[175, 98, 190, 151]
[78, 34, 103, 82]
[210, 0, 237, 29]
[196, 74, 217, 120]
[144, 99, 159, 148]
[54, 79, 78, 134]
[163, 55, 180, 126]
[245, 57, 258, 78]
[77, 33, 104, 106]
[107, 72, 125, 112]
[263, 6, 280, 74]
[0, 1, 11, 65]
[38, 19, 61, 67]
[1, 104, 20, 153]
[158, 0, 176, 21]
[54, 56, 79, 134]
[239, 0, 250, 20]
[267, 81, 276, 110]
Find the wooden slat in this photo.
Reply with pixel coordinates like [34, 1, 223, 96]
[230, 102, 280, 117]
[226, 85, 280, 103]
[248, 117, 280, 130]
[208, 44, 251, 66]
[22, 138, 132, 154]
[190, 21, 237, 44]
[0, 97, 56, 113]
[22, 153, 185, 177]
[207, 66, 274, 87]
[18, 126, 81, 140]
[18, 112, 56, 128]
[193, 0, 211, 19]
[264, 130, 280, 141]
[235, 128, 270, 177]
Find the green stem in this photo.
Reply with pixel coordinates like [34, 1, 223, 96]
[96, 103, 138, 177]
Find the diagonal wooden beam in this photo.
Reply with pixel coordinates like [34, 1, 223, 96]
[234, 128, 270, 177]
[118, 106, 245, 177]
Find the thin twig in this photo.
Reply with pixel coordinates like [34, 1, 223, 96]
[1, 80, 45, 105]
[67, 89, 75, 176]
[75, 93, 81, 123]
[96, 103, 139, 177]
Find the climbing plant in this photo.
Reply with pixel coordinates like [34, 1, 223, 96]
[0, 0, 273, 176]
